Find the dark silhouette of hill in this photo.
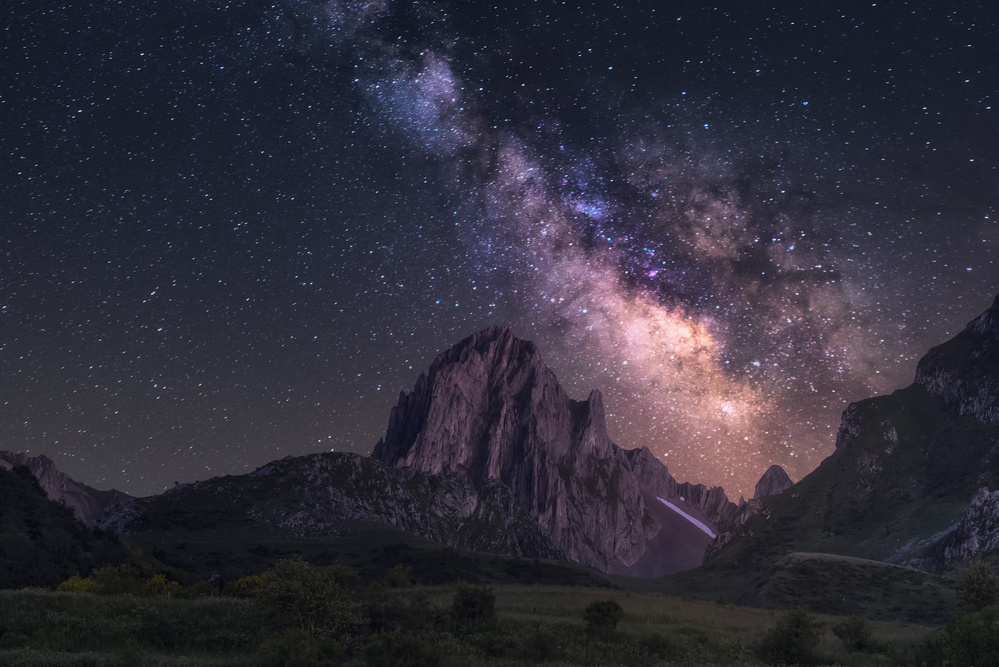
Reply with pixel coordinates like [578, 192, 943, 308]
[0, 464, 135, 588]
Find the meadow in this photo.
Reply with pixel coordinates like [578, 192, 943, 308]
[0, 579, 940, 666]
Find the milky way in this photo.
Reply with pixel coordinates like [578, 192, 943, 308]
[2, 1, 997, 497]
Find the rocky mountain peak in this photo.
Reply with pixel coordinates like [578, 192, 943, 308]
[372, 326, 613, 487]
[753, 465, 793, 499]
[968, 293, 999, 337]
[911, 294, 999, 426]
[372, 327, 738, 575]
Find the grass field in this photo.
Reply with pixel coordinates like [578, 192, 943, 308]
[426, 584, 934, 663]
[0, 581, 940, 666]
[621, 551, 958, 626]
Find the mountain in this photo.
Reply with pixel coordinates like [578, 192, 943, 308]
[0, 463, 136, 588]
[372, 325, 739, 576]
[753, 465, 793, 499]
[0, 451, 130, 526]
[99, 451, 562, 560]
[705, 293, 999, 575]
[98, 326, 739, 580]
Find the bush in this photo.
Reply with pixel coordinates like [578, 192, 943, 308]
[258, 559, 361, 642]
[957, 561, 999, 612]
[450, 582, 495, 631]
[366, 589, 438, 635]
[57, 569, 180, 597]
[140, 573, 179, 597]
[832, 616, 880, 653]
[583, 599, 624, 634]
[385, 564, 413, 588]
[919, 605, 999, 666]
[89, 565, 144, 595]
[225, 574, 265, 598]
[758, 609, 823, 665]
[57, 575, 96, 594]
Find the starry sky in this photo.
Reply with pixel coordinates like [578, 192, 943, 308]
[2, 0, 997, 499]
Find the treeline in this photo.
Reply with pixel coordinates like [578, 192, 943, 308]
[0, 464, 194, 591]
[0, 465, 133, 588]
[7, 558, 630, 665]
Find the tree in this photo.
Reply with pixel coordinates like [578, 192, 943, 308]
[258, 559, 361, 640]
[583, 599, 624, 634]
[919, 605, 999, 665]
[832, 616, 879, 653]
[758, 609, 823, 665]
[450, 581, 495, 631]
[957, 562, 999, 612]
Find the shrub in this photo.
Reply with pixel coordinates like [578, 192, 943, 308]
[919, 605, 999, 666]
[89, 564, 144, 595]
[758, 609, 823, 665]
[140, 573, 179, 597]
[956, 561, 999, 612]
[450, 582, 495, 631]
[258, 559, 361, 642]
[832, 615, 879, 653]
[385, 564, 413, 588]
[366, 589, 438, 635]
[225, 574, 266, 598]
[57, 575, 96, 594]
[584, 599, 624, 634]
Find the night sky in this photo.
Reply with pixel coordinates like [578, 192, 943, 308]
[3, 1, 997, 499]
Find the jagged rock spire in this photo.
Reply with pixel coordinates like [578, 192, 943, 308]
[753, 464, 793, 499]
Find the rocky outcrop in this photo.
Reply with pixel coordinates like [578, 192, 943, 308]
[753, 465, 793, 499]
[371, 326, 739, 575]
[914, 293, 999, 426]
[705, 464, 793, 561]
[932, 488, 999, 568]
[0, 451, 129, 525]
[623, 446, 741, 528]
[98, 452, 562, 560]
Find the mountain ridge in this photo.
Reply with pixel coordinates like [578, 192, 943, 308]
[705, 292, 999, 574]
[0, 451, 130, 526]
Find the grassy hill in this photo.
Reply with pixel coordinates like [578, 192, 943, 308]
[123, 520, 612, 588]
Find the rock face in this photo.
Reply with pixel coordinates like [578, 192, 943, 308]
[371, 326, 738, 575]
[707, 293, 999, 574]
[753, 465, 793, 499]
[0, 451, 129, 526]
[932, 488, 999, 568]
[98, 452, 562, 560]
[913, 293, 999, 426]
[706, 463, 793, 560]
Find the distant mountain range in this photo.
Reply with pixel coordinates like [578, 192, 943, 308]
[5, 292, 999, 592]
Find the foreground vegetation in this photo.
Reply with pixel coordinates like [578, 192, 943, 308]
[2, 559, 982, 666]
